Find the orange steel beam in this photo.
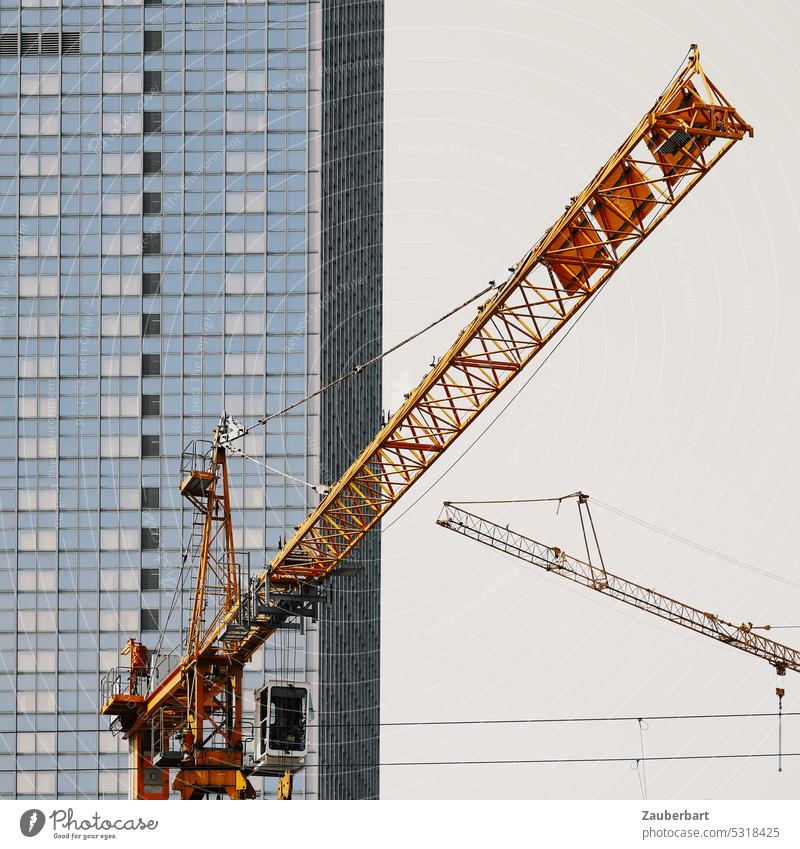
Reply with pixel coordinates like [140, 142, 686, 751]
[214, 45, 752, 662]
[106, 46, 752, 749]
[438, 503, 800, 675]
[261, 47, 751, 585]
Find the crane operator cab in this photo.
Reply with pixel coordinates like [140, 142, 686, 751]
[251, 681, 310, 776]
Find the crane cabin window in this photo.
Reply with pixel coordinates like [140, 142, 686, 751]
[255, 683, 309, 758]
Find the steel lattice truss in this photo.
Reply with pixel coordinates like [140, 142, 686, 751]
[263, 51, 751, 586]
[438, 503, 800, 674]
[209, 47, 753, 662]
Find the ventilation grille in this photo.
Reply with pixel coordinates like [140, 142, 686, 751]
[40, 32, 59, 55]
[61, 32, 80, 55]
[0, 33, 18, 55]
[0, 31, 80, 55]
[21, 33, 38, 55]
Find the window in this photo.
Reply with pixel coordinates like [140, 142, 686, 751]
[143, 192, 161, 214]
[142, 272, 161, 295]
[143, 313, 161, 336]
[144, 31, 163, 54]
[141, 569, 159, 591]
[141, 487, 159, 509]
[141, 527, 160, 550]
[142, 394, 160, 416]
[143, 71, 162, 94]
[141, 435, 160, 457]
[144, 0, 163, 6]
[140, 608, 159, 632]
[142, 354, 160, 376]
[144, 112, 162, 134]
[142, 233, 161, 255]
[143, 152, 161, 174]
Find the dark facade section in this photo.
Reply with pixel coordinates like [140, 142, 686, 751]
[319, 0, 384, 800]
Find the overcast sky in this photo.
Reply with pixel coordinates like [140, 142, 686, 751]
[378, 0, 800, 799]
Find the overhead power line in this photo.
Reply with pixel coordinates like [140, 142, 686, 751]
[297, 752, 800, 769]
[16, 751, 799, 775]
[591, 498, 800, 592]
[310, 710, 800, 729]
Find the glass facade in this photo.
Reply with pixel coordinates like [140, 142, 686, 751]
[317, 0, 382, 799]
[0, 0, 383, 800]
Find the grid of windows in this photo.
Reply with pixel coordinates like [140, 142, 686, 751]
[318, 0, 383, 801]
[0, 0, 375, 801]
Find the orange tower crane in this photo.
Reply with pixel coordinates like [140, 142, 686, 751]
[99, 47, 753, 799]
[438, 497, 800, 676]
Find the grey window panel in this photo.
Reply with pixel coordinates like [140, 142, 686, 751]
[142, 354, 160, 376]
[140, 609, 159, 632]
[141, 487, 159, 509]
[141, 569, 159, 591]
[142, 272, 161, 295]
[141, 435, 160, 457]
[142, 313, 161, 336]
[143, 152, 161, 174]
[143, 192, 161, 214]
[144, 31, 163, 53]
[142, 233, 161, 255]
[144, 111, 162, 134]
[141, 527, 159, 550]
[143, 70, 162, 94]
[142, 394, 160, 416]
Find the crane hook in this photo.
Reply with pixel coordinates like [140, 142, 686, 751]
[776, 685, 785, 773]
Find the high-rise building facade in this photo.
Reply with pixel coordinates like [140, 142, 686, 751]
[0, 0, 382, 800]
[318, 0, 382, 800]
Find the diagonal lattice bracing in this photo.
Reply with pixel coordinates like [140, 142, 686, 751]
[439, 503, 800, 675]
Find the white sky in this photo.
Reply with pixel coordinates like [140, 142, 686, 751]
[379, 0, 800, 799]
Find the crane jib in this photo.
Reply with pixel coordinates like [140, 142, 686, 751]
[438, 502, 800, 676]
[259, 48, 752, 597]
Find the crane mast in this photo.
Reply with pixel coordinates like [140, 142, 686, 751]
[438, 499, 800, 675]
[99, 46, 753, 799]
